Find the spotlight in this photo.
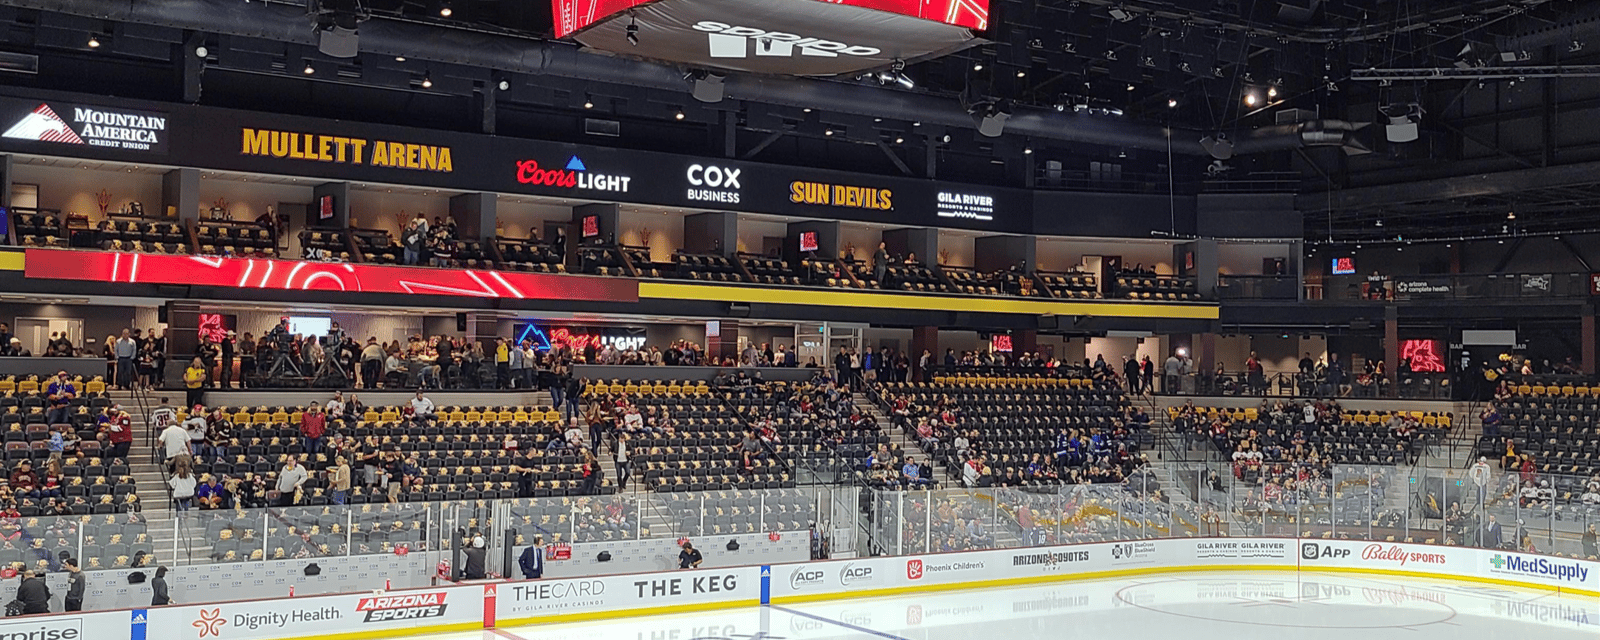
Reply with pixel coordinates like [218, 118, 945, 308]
[1571, 40, 1585, 53]
[303, 62, 315, 74]
[1108, 5, 1135, 21]
[1199, 133, 1234, 160]
[626, 17, 639, 46]
[1244, 93, 1257, 106]
[1507, 210, 1516, 220]
[439, 3, 452, 17]
[1016, 70, 1026, 78]
[196, 46, 209, 58]
[675, 110, 685, 120]
[497, 79, 510, 91]
[583, 96, 594, 109]
[1024, 147, 1033, 154]
[420, 73, 432, 88]
[87, 36, 100, 48]
[1126, 84, 1135, 91]
[1267, 86, 1278, 98]
[942, 134, 952, 143]
[1167, 98, 1178, 108]
[973, 62, 984, 71]
[825, 129, 834, 136]
[395, 56, 406, 62]
[894, 137, 904, 144]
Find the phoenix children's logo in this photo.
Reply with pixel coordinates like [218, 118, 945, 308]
[193, 608, 227, 638]
[906, 559, 924, 580]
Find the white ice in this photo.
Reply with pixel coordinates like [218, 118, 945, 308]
[410, 571, 1600, 640]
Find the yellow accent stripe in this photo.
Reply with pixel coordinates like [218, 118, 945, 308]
[638, 282, 1220, 320]
[259, 621, 483, 640]
[496, 598, 762, 627]
[767, 563, 1600, 605]
[0, 250, 24, 271]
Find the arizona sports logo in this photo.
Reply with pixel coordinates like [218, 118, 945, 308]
[906, 559, 924, 580]
[193, 608, 227, 638]
[356, 592, 449, 622]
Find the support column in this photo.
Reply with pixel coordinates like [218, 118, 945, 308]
[1013, 330, 1038, 358]
[449, 193, 497, 243]
[882, 228, 939, 266]
[162, 168, 200, 222]
[911, 326, 939, 381]
[973, 235, 1036, 273]
[683, 212, 737, 257]
[1584, 306, 1596, 376]
[1196, 333, 1216, 378]
[785, 220, 839, 264]
[0, 155, 11, 244]
[707, 320, 740, 365]
[164, 301, 202, 384]
[1192, 239, 1220, 298]
[312, 182, 351, 228]
[465, 312, 499, 352]
[1385, 306, 1400, 397]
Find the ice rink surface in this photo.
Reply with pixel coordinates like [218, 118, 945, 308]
[407, 571, 1600, 640]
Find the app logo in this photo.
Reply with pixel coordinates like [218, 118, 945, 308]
[693, 21, 882, 59]
[193, 608, 227, 638]
[2, 104, 84, 144]
[1301, 543, 1321, 560]
[906, 559, 924, 580]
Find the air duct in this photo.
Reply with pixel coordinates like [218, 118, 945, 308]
[10, 0, 1347, 157]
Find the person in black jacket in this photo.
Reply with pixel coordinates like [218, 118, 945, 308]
[463, 535, 488, 580]
[518, 536, 545, 580]
[150, 566, 172, 606]
[63, 557, 84, 612]
[16, 570, 50, 614]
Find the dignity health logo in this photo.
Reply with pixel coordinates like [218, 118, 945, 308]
[1488, 553, 1590, 583]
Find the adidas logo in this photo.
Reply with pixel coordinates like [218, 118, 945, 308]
[3, 104, 85, 144]
[693, 21, 881, 58]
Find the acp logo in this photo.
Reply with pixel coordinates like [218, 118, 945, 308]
[1301, 543, 1351, 560]
[906, 559, 924, 580]
[840, 563, 873, 585]
[790, 568, 825, 589]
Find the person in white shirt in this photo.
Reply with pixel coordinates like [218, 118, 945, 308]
[326, 391, 345, 418]
[409, 390, 435, 418]
[564, 418, 585, 448]
[159, 421, 191, 469]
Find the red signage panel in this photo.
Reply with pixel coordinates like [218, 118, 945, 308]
[23, 250, 638, 303]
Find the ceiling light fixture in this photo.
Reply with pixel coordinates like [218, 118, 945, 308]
[420, 72, 432, 88]
[675, 110, 685, 120]
[303, 62, 315, 74]
[1244, 93, 1258, 106]
[439, 3, 452, 17]
[196, 46, 209, 58]
[584, 96, 594, 109]
[626, 16, 639, 46]
[87, 36, 100, 48]
[1267, 86, 1278, 98]
[1167, 98, 1178, 108]
[894, 136, 904, 144]
[973, 62, 984, 71]
[395, 56, 406, 62]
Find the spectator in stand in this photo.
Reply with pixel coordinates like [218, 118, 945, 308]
[409, 390, 435, 421]
[159, 416, 190, 471]
[184, 358, 207, 408]
[276, 456, 308, 507]
[1481, 403, 1502, 438]
[300, 404, 327, 458]
[1123, 355, 1142, 394]
[113, 329, 138, 390]
[44, 371, 75, 425]
[169, 459, 197, 511]
[104, 405, 133, 460]
[402, 213, 427, 265]
[196, 474, 229, 510]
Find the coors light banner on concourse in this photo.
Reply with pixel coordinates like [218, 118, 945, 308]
[564, 0, 982, 76]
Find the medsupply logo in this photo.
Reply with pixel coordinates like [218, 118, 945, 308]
[1488, 553, 1590, 583]
[355, 592, 449, 622]
[790, 567, 826, 589]
[0, 618, 82, 640]
[694, 21, 882, 58]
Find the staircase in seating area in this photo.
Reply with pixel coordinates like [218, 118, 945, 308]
[852, 396, 948, 483]
[104, 389, 186, 564]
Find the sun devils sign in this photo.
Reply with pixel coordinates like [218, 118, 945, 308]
[557, 0, 985, 76]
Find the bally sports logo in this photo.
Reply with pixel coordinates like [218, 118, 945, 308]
[356, 592, 449, 623]
[694, 21, 882, 59]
